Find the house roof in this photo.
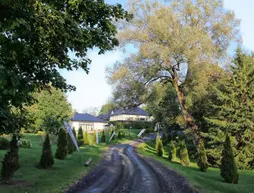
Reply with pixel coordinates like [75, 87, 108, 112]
[71, 113, 106, 122]
[110, 107, 150, 116]
[97, 113, 111, 121]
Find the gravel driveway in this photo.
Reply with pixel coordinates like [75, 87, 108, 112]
[66, 136, 199, 193]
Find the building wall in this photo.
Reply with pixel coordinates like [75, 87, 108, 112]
[70, 121, 106, 131]
[109, 114, 151, 122]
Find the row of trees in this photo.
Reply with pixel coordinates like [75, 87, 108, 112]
[107, 0, 253, 171]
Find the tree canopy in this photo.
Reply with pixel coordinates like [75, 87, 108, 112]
[107, 0, 240, 141]
[0, 0, 132, 133]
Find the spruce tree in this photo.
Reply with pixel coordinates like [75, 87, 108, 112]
[205, 48, 254, 169]
[9, 134, 19, 171]
[162, 132, 167, 145]
[156, 138, 163, 157]
[67, 132, 73, 154]
[179, 140, 190, 166]
[101, 130, 106, 143]
[197, 140, 209, 172]
[220, 134, 239, 184]
[118, 131, 122, 140]
[72, 128, 77, 152]
[77, 126, 84, 146]
[168, 140, 176, 161]
[55, 129, 68, 160]
[84, 130, 90, 145]
[39, 133, 54, 169]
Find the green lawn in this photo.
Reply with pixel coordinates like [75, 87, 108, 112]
[137, 141, 254, 193]
[0, 129, 142, 193]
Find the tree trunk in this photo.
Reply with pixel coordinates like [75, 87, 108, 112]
[173, 80, 200, 143]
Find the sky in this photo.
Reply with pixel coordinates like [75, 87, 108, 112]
[61, 0, 254, 112]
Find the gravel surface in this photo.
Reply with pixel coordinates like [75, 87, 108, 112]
[65, 136, 199, 193]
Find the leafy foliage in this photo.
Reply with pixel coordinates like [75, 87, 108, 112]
[220, 135, 239, 184]
[179, 140, 190, 166]
[19, 139, 32, 148]
[118, 131, 122, 140]
[0, 0, 131, 134]
[55, 129, 67, 160]
[168, 140, 176, 161]
[77, 127, 84, 146]
[39, 134, 54, 169]
[197, 140, 209, 172]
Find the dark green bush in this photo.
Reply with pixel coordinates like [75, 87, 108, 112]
[1, 151, 14, 184]
[9, 134, 19, 171]
[220, 134, 239, 184]
[72, 128, 77, 152]
[0, 137, 9, 150]
[19, 139, 32, 148]
[101, 130, 106, 143]
[67, 132, 73, 154]
[39, 134, 54, 169]
[55, 129, 67, 160]
[118, 131, 122, 139]
[197, 140, 209, 172]
[168, 140, 176, 161]
[77, 127, 84, 146]
[179, 140, 190, 166]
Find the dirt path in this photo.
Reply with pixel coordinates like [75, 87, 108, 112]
[66, 137, 198, 193]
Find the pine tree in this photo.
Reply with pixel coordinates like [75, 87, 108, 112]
[220, 134, 239, 184]
[67, 132, 73, 154]
[179, 140, 190, 166]
[205, 48, 254, 169]
[168, 140, 176, 161]
[197, 140, 209, 172]
[1, 134, 20, 183]
[84, 130, 90, 145]
[39, 133, 54, 169]
[118, 131, 122, 140]
[9, 134, 19, 171]
[162, 132, 167, 145]
[77, 126, 84, 146]
[72, 128, 77, 152]
[55, 129, 68, 160]
[101, 130, 106, 143]
[156, 138, 164, 157]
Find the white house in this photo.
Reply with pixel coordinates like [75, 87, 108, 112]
[70, 113, 107, 132]
[97, 107, 152, 122]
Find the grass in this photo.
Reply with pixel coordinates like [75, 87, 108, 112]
[137, 141, 254, 193]
[0, 129, 141, 193]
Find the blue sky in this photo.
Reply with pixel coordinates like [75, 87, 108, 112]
[62, 0, 254, 112]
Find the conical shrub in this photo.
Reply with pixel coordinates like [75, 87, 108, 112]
[179, 140, 190, 166]
[67, 132, 73, 154]
[101, 130, 106, 143]
[84, 130, 90, 145]
[118, 131, 122, 140]
[168, 140, 176, 161]
[39, 134, 54, 168]
[72, 128, 77, 152]
[77, 126, 84, 146]
[55, 129, 68, 160]
[156, 137, 164, 157]
[9, 134, 19, 171]
[197, 140, 209, 172]
[1, 151, 14, 184]
[220, 134, 239, 184]
[162, 132, 167, 145]
[93, 131, 97, 145]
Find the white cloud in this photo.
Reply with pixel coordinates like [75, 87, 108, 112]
[62, 49, 122, 112]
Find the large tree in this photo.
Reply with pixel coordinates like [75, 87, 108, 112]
[107, 0, 240, 142]
[26, 86, 72, 134]
[0, 0, 132, 133]
[205, 48, 254, 169]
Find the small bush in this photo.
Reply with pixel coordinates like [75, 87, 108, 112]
[101, 130, 106, 143]
[168, 140, 176, 161]
[118, 131, 122, 140]
[77, 127, 84, 146]
[93, 131, 97, 145]
[179, 140, 190, 166]
[39, 134, 54, 169]
[84, 130, 89, 145]
[55, 129, 67, 160]
[197, 140, 209, 172]
[156, 139, 164, 157]
[0, 137, 9, 150]
[19, 139, 32, 148]
[220, 134, 239, 184]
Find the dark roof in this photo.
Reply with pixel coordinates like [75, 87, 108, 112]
[110, 107, 150, 116]
[71, 113, 106, 122]
[97, 113, 111, 121]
